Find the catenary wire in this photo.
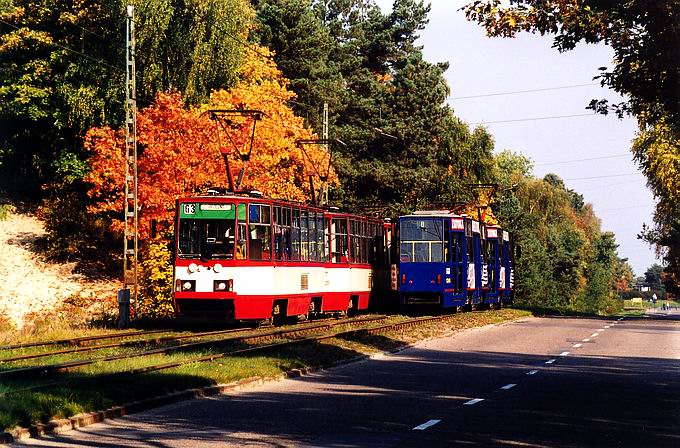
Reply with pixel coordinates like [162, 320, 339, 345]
[535, 153, 630, 166]
[596, 204, 654, 212]
[448, 83, 600, 100]
[0, 18, 124, 73]
[578, 180, 645, 192]
[564, 173, 641, 181]
[470, 113, 596, 125]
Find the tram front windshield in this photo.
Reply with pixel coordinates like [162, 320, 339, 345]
[178, 218, 236, 260]
[399, 218, 444, 263]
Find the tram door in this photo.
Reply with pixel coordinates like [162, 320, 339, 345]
[449, 222, 465, 296]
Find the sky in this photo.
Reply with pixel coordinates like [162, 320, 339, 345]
[376, 0, 658, 277]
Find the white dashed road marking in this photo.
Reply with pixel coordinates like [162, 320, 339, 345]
[591, 333, 599, 337]
[560, 351, 570, 356]
[545, 359, 556, 364]
[582, 338, 590, 342]
[605, 325, 611, 328]
[464, 398, 484, 406]
[573, 343, 582, 348]
[413, 419, 441, 430]
[501, 384, 517, 390]
[526, 370, 538, 375]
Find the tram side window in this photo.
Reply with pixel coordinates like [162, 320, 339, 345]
[248, 204, 271, 260]
[308, 212, 317, 261]
[317, 214, 326, 262]
[332, 218, 348, 262]
[274, 206, 292, 261]
[300, 210, 309, 261]
[360, 221, 368, 264]
[291, 209, 301, 261]
[349, 220, 359, 263]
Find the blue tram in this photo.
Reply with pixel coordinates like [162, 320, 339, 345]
[397, 211, 514, 311]
[397, 211, 484, 309]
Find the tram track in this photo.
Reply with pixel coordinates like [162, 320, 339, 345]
[0, 315, 380, 365]
[0, 315, 389, 391]
[0, 329, 173, 351]
[0, 313, 460, 397]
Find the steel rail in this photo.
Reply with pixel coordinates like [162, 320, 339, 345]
[0, 313, 383, 362]
[0, 327, 253, 363]
[0, 314, 454, 396]
[0, 329, 172, 351]
[0, 316, 388, 380]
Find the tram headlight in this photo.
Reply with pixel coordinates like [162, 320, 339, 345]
[213, 263, 222, 273]
[188, 263, 198, 273]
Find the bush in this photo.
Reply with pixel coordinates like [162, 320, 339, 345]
[0, 203, 15, 221]
[38, 186, 120, 276]
[138, 239, 174, 319]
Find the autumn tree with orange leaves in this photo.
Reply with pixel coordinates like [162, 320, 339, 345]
[85, 46, 334, 239]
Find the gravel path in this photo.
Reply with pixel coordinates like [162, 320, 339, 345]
[0, 210, 117, 329]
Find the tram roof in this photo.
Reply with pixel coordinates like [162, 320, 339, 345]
[401, 210, 463, 219]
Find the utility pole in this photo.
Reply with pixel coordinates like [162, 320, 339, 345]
[120, 4, 138, 326]
[321, 103, 329, 205]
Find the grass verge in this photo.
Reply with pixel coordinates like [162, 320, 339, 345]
[0, 308, 529, 432]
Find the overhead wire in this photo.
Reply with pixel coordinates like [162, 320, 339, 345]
[535, 153, 630, 166]
[447, 82, 600, 100]
[471, 113, 597, 125]
[596, 204, 654, 212]
[564, 173, 641, 181]
[0, 18, 124, 73]
[578, 179, 646, 192]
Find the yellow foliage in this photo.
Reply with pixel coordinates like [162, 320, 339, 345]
[138, 239, 174, 319]
[85, 43, 332, 238]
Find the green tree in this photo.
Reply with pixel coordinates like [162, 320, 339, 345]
[644, 263, 665, 290]
[464, 0, 679, 125]
[0, 0, 252, 195]
[464, 0, 680, 302]
[314, 0, 495, 211]
[492, 151, 626, 313]
[252, 0, 345, 131]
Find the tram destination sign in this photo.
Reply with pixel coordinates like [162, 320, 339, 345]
[180, 202, 236, 219]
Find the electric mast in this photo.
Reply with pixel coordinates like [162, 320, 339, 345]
[122, 4, 138, 318]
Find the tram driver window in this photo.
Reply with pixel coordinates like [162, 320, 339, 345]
[248, 204, 271, 261]
[178, 218, 235, 260]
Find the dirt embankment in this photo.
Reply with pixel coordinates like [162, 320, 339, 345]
[0, 209, 118, 330]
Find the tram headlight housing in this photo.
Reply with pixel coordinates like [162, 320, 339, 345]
[213, 279, 233, 292]
[175, 279, 195, 292]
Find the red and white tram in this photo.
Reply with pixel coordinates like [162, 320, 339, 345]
[172, 193, 391, 323]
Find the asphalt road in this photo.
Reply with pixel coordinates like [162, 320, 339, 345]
[14, 312, 680, 448]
